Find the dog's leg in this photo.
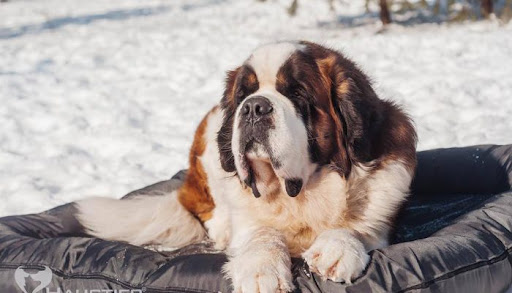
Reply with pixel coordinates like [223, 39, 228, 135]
[204, 204, 231, 250]
[304, 161, 413, 283]
[224, 227, 294, 293]
[76, 190, 206, 249]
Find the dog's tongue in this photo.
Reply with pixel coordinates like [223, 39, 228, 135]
[285, 179, 303, 197]
[243, 158, 302, 198]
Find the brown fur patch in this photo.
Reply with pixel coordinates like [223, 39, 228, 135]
[222, 66, 259, 107]
[301, 41, 418, 231]
[246, 70, 258, 88]
[178, 108, 217, 222]
[287, 225, 316, 256]
[337, 79, 351, 96]
[224, 67, 241, 106]
[314, 52, 353, 178]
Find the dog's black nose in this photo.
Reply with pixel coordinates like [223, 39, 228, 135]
[242, 97, 273, 119]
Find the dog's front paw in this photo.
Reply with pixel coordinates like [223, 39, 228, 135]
[303, 229, 369, 283]
[225, 251, 294, 293]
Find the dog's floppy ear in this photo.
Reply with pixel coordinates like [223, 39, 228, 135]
[220, 67, 242, 110]
[317, 53, 383, 178]
[217, 67, 241, 173]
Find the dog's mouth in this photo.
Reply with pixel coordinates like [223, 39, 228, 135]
[240, 140, 267, 198]
[240, 140, 303, 198]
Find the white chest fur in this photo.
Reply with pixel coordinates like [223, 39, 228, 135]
[233, 169, 349, 256]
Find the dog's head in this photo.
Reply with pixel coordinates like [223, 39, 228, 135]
[217, 41, 389, 198]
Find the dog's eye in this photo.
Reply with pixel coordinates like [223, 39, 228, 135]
[291, 90, 303, 99]
[235, 90, 245, 105]
[292, 87, 309, 101]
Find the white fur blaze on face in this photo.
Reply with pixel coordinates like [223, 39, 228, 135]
[231, 42, 317, 198]
[248, 42, 304, 86]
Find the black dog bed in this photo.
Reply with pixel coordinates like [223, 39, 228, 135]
[0, 145, 511, 293]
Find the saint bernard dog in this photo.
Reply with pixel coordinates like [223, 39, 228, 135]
[77, 41, 417, 292]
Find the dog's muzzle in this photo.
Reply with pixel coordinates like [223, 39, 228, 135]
[238, 96, 276, 198]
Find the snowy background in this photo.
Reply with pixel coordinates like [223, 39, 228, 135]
[0, 0, 511, 217]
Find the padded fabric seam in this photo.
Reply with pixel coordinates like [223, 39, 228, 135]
[0, 263, 217, 293]
[397, 246, 512, 292]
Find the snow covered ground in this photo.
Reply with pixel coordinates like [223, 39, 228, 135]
[0, 0, 511, 217]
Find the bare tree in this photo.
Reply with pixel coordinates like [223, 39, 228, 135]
[434, 0, 450, 15]
[419, 0, 429, 8]
[287, 0, 298, 16]
[379, 0, 392, 24]
[481, 0, 494, 18]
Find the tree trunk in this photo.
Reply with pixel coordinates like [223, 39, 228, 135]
[287, 0, 298, 16]
[434, 0, 449, 15]
[328, 0, 335, 12]
[379, 0, 392, 24]
[481, 0, 493, 18]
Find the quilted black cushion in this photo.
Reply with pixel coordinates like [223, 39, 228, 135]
[0, 145, 511, 293]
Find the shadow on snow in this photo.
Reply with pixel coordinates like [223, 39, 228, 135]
[0, 6, 170, 40]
